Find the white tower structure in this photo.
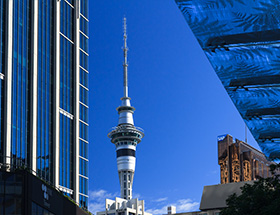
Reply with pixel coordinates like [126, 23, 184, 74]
[108, 18, 144, 200]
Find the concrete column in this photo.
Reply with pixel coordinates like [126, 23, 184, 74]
[141, 200, 145, 215]
[31, 0, 39, 174]
[54, 0, 60, 187]
[73, 0, 81, 203]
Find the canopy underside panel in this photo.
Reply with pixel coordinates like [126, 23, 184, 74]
[175, 0, 280, 160]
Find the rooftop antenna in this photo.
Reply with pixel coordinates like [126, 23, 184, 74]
[123, 17, 128, 98]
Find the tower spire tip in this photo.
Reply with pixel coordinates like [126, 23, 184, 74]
[123, 17, 128, 98]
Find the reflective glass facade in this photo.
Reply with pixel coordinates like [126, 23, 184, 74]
[11, 0, 31, 167]
[0, 0, 89, 209]
[175, 0, 280, 161]
[0, 1, 5, 163]
[0, 1, 5, 75]
[59, 0, 74, 195]
[37, 0, 54, 182]
[59, 114, 73, 190]
[79, 0, 89, 208]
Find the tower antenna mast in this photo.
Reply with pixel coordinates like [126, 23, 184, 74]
[123, 17, 128, 98]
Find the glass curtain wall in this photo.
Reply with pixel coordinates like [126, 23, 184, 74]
[11, 0, 32, 168]
[59, 0, 74, 193]
[37, 0, 54, 183]
[79, 0, 89, 208]
[0, 1, 5, 163]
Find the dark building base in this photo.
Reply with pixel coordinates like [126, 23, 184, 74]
[0, 169, 90, 215]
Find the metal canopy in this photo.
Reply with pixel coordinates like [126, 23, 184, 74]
[175, 0, 280, 161]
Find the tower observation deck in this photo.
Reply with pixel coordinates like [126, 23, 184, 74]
[108, 18, 144, 200]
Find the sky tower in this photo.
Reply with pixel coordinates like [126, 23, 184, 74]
[108, 18, 144, 200]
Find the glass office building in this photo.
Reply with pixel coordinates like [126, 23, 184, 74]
[0, 0, 89, 209]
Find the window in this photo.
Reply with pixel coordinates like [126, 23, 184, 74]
[80, 68, 88, 88]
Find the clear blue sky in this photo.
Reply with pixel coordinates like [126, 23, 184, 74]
[88, 0, 259, 214]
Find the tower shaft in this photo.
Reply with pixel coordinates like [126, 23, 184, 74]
[119, 171, 134, 199]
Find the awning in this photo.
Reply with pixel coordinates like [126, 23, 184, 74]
[175, 0, 280, 161]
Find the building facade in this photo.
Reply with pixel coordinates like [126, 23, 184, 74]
[165, 181, 254, 215]
[0, 169, 89, 215]
[0, 0, 89, 208]
[97, 197, 151, 215]
[218, 134, 273, 184]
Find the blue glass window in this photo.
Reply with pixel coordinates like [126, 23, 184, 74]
[79, 122, 88, 141]
[60, 35, 74, 113]
[79, 158, 88, 177]
[80, 50, 88, 70]
[80, 86, 88, 106]
[37, 0, 54, 183]
[80, 16, 88, 36]
[59, 113, 74, 189]
[79, 194, 88, 208]
[80, 0, 88, 18]
[67, 0, 74, 6]
[79, 140, 88, 159]
[60, 0, 74, 41]
[80, 33, 88, 53]
[0, 1, 5, 163]
[0, 1, 5, 75]
[11, 0, 31, 167]
[79, 176, 88, 195]
[80, 68, 88, 88]
[0, 80, 3, 163]
[80, 104, 88, 123]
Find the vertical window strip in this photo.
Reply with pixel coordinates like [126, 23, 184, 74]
[80, 0, 88, 18]
[0, 1, 5, 75]
[59, 113, 74, 189]
[37, 0, 54, 182]
[79, 104, 88, 123]
[60, 0, 74, 41]
[79, 10, 89, 205]
[79, 122, 88, 141]
[0, 1, 5, 162]
[79, 194, 88, 209]
[79, 158, 88, 177]
[80, 68, 88, 88]
[11, 0, 31, 168]
[80, 17, 88, 36]
[80, 50, 88, 70]
[0, 81, 2, 162]
[79, 140, 88, 159]
[60, 36, 74, 114]
[79, 33, 88, 53]
[80, 85, 88, 105]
